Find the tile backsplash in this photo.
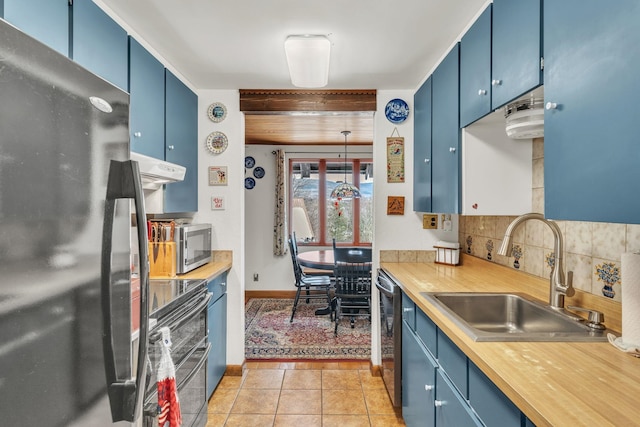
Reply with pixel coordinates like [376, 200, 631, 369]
[459, 138, 640, 303]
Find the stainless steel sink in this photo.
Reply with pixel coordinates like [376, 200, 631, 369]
[420, 292, 610, 342]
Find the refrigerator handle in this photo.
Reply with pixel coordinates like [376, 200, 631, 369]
[101, 159, 149, 422]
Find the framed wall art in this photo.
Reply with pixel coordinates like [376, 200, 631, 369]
[208, 166, 228, 186]
[387, 196, 405, 215]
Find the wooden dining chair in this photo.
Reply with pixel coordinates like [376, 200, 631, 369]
[288, 237, 332, 322]
[332, 261, 372, 335]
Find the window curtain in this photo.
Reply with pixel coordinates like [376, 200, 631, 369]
[273, 149, 287, 256]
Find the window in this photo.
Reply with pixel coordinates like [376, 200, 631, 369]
[289, 158, 373, 246]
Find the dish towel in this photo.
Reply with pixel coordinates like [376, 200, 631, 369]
[157, 327, 182, 427]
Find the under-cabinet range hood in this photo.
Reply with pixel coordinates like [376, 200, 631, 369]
[504, 96, 544, 139]
[130, 151, 186, 190]
[504, 87, 545, 140]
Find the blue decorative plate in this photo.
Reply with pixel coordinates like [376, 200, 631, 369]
[245, 177, 256, 190]
[245, 156, 255, 169]
[253, 167, 265, 179]
[385, 98, 409, 124]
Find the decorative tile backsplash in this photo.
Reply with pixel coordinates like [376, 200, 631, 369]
[459, 139, 640, 303]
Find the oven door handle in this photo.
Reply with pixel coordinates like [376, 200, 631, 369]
[101, 159, 149, 423]
[177, 343, 212, 390]
[149, 292, 212, 342]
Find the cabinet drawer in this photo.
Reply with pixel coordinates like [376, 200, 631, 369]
[416, 308, 437, 357]
[437, 330, 468, 398]
[435, 370, 482, 427]
[208, 273, 228, 302]
[468, 361, 522, 427]
[402, 292, 416, 331]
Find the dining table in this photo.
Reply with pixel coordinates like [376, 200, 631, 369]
[297, 248, 372, 271]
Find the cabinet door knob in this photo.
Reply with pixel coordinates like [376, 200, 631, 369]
[434, 400, 445, 407]
[449, 147, 456, 153]
[478, 89, 487, 96]
[424, 158, 430, 163]
[133, 131, 142, 138]
[545, 102, 558, 110]
[491, 79, 502, 86]
[424, 384, 434, 391]
[168, 145, 175, 150]
[403, 307, 413, 313]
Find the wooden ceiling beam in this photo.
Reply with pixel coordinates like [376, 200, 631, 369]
[240, 89, 377, 112]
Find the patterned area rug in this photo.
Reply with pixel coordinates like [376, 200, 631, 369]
[245, 298, 393, 360]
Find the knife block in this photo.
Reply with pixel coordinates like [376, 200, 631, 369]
[148, 242, 177, 278]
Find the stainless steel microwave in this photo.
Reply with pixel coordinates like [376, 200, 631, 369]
[175, 223, 212, 274]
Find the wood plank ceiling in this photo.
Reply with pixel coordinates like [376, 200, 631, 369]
[240, 90, 376, 146]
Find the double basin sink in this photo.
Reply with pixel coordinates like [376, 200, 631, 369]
[420, 292, 610, 342]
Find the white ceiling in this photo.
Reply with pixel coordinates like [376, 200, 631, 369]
[100, 0, 488, 91]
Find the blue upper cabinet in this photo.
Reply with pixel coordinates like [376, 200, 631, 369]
[129, 37, 165, 159]
[3, 0, 69, 56]
[71, 0, 128, 90]
[431, 44, 460, 214]
[165, 70, 198, 213]
[460, 5, 492, 128]
[544, 0, 640, 223]
[491, 0, 542, 110]
[413, 76, 432, 212]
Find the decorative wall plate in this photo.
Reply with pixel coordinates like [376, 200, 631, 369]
[253, 166, 265, 179]
[206, 131, 228, 154]
[385, 98, 409, 124]
[244, 177, 256, 190]
[207, 102, 227, 123]
[245, 156, 256, 169]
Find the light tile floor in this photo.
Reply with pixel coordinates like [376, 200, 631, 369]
[206, 361, 406, 427]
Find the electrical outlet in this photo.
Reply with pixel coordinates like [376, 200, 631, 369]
[423, 214, 438, 229]
[253, 273, 259, 282]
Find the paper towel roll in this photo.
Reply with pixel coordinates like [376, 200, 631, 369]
[621, 252, 640, 347]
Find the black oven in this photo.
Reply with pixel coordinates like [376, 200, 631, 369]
[377, 269, 402, 407]
[143, 279, 211, 427]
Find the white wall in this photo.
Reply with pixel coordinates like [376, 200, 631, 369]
[194, 90, 245, 366]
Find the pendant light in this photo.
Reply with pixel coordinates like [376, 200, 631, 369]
[330, 130, 361, 200]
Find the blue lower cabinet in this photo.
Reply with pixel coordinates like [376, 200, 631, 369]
[401, 292, 416, 330]
[435, 370, 483, 427]
[416, 307, 437, 358]
[437, 330, 468, 398]
[468, 361, 523, 427]
[402, 320, 437, 427]
[207, 274, 227, 398]
[401, 302, 531, 427]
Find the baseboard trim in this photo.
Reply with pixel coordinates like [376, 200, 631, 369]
[370, 363, 382, 377]
[225, 364, 245, 377]
[245, 290, 297, 300]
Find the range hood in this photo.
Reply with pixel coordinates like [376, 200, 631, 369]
[130, 151, 186, 190]
[504, 88, 545, 140]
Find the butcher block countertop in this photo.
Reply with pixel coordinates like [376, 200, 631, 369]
[381, 256, 640, 427]
[151, 250, 232, 282]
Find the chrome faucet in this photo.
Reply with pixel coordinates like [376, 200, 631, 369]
[497, 213, 575, 312]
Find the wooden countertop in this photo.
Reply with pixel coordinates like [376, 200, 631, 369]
[381, 256, 640, 427]
[176, 260, 231, 281]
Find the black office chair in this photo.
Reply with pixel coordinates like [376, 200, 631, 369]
[332, 261, 372, 335]
[288, 237, 332, 322]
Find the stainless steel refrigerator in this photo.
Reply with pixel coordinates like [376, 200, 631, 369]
[0, 18, 150, 426]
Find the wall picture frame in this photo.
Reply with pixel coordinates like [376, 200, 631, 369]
[211, 196, 225, 210]
[387, 196, 405, 215]
[208, 166, 228, 186]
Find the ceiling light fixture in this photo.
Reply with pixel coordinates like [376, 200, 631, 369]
[330, 130, 361, 200]
[284, 35, 330, 88]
